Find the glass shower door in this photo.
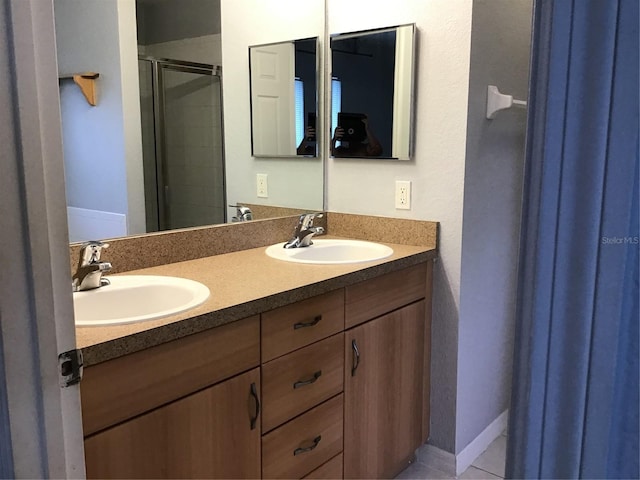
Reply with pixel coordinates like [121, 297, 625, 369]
[138, 59, 160, 232]
[138, 58, 225, 232]
[159, 64, 225, 230]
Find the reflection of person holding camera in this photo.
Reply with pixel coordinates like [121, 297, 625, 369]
[297, 126, 316, 155]
[331, 115, 383, 157]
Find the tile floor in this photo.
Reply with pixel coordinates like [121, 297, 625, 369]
[395, 431, 507, 479]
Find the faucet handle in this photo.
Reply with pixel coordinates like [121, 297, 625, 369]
[300, 212, 324, 229]
[229, 205, 253, 222]
[80, 240, 109, 266]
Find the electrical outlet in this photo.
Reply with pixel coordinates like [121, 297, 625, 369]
[395, 180, 411, 210]
[257, 174, 268, 198]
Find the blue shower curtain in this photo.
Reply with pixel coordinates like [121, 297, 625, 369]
[507, 0, 639, 478]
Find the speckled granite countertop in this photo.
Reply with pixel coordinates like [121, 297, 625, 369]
[77, 237, 436, 366]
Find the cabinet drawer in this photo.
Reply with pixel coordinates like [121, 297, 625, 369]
[262, 289, 344, 362]
[345, 263, 427, 328]
[262, 394, 343, 479]
[81, 316, 260, 436]
[262, 333, 344, 432]
[303, 453, 343, 479]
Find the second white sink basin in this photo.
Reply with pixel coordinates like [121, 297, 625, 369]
[265, 239, 393, 265]
[74, 275, 210, 327]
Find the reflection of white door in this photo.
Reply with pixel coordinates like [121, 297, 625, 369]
[250, 42, 296, 156]
[392, 24, 415, 160]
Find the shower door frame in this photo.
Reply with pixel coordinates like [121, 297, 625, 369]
[139, 56, 226, 231]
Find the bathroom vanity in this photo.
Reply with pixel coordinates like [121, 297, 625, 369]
[74, 213, 437, 479]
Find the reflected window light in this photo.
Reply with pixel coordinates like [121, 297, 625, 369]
[331, 77, 342, 143]
[331, 77, 342, 135]
[295, 77, 304, 147]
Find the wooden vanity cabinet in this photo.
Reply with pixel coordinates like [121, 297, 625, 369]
[260, 290, 346, 479]
[81, 316, 261, 479]
[84, 367, 261, 479]
[303, 453, 344, 479]
[259, 261, 432, 480]
[80, 260, 433, 480]
[343, 262, 432, 479]
[262, 393, 344, 479]
[344, 301, 426, 479]
[261, 333, 344, 432]
[261, 289, 344, 363]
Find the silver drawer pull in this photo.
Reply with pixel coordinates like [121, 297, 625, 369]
[293, 435, 322, 456]
[294, 315, 322, 330]
[351, 339, 360, 377]
[249, 382, 260, 430]
[293, 370, 322, 389]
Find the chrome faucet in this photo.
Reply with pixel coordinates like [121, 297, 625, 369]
[72, 241, 112, 292]
[284, 213, 325, 248]
[230, 204, 253, 222]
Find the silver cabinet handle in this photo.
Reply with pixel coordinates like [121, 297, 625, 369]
[249, 382, 260, 430]
[293, 370, 322, 389]
[294, 315, 322, 330]
[293, 435, 322, 456]
[351, 339, 360, 377]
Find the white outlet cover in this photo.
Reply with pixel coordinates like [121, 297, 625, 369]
[257, 173, 268, 198]
[395, 180, 411, 210]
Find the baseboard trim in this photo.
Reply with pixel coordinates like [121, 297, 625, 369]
[416, 444, 456, 477]
[455, 409, 509, 476]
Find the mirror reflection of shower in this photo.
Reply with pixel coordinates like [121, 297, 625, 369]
[138, 57, 226, 232]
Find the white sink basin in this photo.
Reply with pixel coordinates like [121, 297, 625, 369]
[74, 275, 210, 327]
[265, 239, 393, 265]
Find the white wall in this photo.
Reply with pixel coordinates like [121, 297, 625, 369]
[456, 0, 532, 453]
[220, 0, 324, 217]
[118, 2, 146, 236]
[328, 0, 473, 452]
[55, 0, 145, 238]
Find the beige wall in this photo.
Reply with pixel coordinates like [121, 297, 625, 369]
[327, 0, 474, 452]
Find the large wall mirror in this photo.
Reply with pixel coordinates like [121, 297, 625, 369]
[330, 24, 416, 160]
[249, 38, 319, 157]
[54, 0, 324, 244]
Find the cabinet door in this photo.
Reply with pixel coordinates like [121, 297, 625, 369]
[344, 301, 425, 479]
[84, 367, 261, 479]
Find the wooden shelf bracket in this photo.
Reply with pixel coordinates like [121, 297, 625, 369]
[59, 72, 99, 106]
